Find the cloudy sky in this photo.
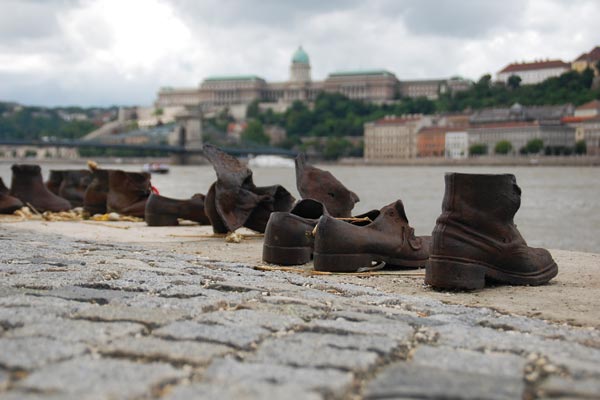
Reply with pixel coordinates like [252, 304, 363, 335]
[0, 0, 598, 107]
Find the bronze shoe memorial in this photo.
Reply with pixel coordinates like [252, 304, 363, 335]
[46, 170, 64, 195]
[83, 167, 111, 215]
[0, 177, 23, 214]
[263, 199, 380, 266]
[426, 173, 559, 289]
[313, 200, 430, 272]
[106, 170, 152, 218]
[57, 170, 91, 208]
[203, 144, 295, 234]
[145, 193, 210, 226]
[10, 164, 71, 212]
[295, 153, 359, 217]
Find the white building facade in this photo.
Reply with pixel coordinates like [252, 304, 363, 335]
[497, 60, 570, 85]
[445, 131, 469, 159]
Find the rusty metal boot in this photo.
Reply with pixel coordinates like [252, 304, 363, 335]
[83, 168, 111, 215]
[313, 200, 430, 272]
[295, 153, 359, 217]
[263, 199, 380, 265]
[203, 144, 294, 234]
[0, 177, 23, 214]
[145, 193, 210, 226]
[106, 170, 151, 218]
[58, 170, 91, 208]
[425, 173, 558, 290]
[46, 170, 64, 195]
[10, 164, 71, 212]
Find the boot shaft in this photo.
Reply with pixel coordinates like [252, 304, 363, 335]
[11, 164, 45, 190]
[439, 173, 521, 230]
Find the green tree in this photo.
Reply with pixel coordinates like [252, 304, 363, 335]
[241, 119, 269, 145]
[525, 138, 544, 154]
[246, 100, 260, 119]
[494, 140, 513, 154]
[323, 137, 353, 160]
[507, 75, 522, 89]
[469, 143, 488, 156]
[575, 140, 587, 155]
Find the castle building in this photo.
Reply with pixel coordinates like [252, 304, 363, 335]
[155, 47, 470, 112]
[572, 46, 600, 76]
[497, 60, 570, 85]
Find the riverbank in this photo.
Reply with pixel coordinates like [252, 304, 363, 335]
[1, 219, 599, 399]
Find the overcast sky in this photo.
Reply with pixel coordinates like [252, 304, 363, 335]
[0, 0, 598, 107]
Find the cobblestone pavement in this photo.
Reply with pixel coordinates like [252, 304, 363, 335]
[0, 226, 599, 400]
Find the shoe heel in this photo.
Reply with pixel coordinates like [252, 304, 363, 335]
[425, 258, 486, 290]
[262, 244, 312, 265]
[313, 253, 373, 272]
[145, 213, 179, 226]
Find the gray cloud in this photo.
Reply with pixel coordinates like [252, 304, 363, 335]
[0, 0, 597, 107]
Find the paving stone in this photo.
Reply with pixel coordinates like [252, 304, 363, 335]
[40, 286, 135, 304]
[249, 301, 327, 321]
[6, 318, 145, 344]
[307, 317, 413, 341]
[0, 337, 87, 371]
[203, 357, 353, 394]
[411, 345, 526, 379]
[195, 309, 305, 331]
[538, 375, 600, 398]
[164, 381, 323, 400]
[433, 324, 600, 377]
[99, 336, 233, 365]
[1, 271, 105, 290]
[364, 363, 524, 400]
[17, 355, 187, 398]
[0, 392, 75, 400]
[250, 335, 379, 371]
[71, 304, 188, 327]
[153, 321, 270, 349]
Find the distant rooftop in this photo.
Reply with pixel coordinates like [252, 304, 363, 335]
[204, 75, 264, 82]
[328, 70, 395, 78]
[499, 60, 569, 74]
[574, 46, 600, 62]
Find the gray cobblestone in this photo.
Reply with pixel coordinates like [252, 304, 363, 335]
[0, 369, 9, 391]
[364, 363, 525, 400]
[16, 356, 186, 398]
[71, 304, 188, 327]
[250, 334, 380, 371]
[195, 309, 305, 331]
[6, 318, 145, 344]
[411, 345, 527, 378]
[164, 382, 323, 400]
[154, 320, 270, 349]
[203, 357, 353, 394]
[538, 375, 600, 398]
[0, 337, 88, 371]
[99, 336, 233, 365]
[308, 317, 414, 340]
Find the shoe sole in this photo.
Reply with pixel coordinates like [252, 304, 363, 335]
[145, 213, 179, 226]
[425, 256, 559, 290]
[263, 244, 312, 266]
[313, 252, 426, 272]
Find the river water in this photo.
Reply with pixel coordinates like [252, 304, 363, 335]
[1, 162, 599, 253]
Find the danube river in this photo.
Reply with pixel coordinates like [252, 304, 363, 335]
[1, 163, 599, 253]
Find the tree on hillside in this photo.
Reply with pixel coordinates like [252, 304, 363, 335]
[241, 119, 270, 145]
[507, 75, 522, 89]
[575, 140, 587, 155]
[494, 140, 513, 154]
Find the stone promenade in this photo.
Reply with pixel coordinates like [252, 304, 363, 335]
[0, 225, 599, 400]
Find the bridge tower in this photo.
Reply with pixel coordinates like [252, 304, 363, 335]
[170, 106, 204, 164]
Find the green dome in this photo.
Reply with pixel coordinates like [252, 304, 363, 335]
[292, 46, 309, 64]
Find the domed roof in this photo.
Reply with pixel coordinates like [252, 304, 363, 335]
[292, 46, 309, 64]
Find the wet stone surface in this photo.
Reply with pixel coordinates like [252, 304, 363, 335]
[0, 227, 598, 399]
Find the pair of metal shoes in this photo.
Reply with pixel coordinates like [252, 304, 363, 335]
[263, 198, 430, 272]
